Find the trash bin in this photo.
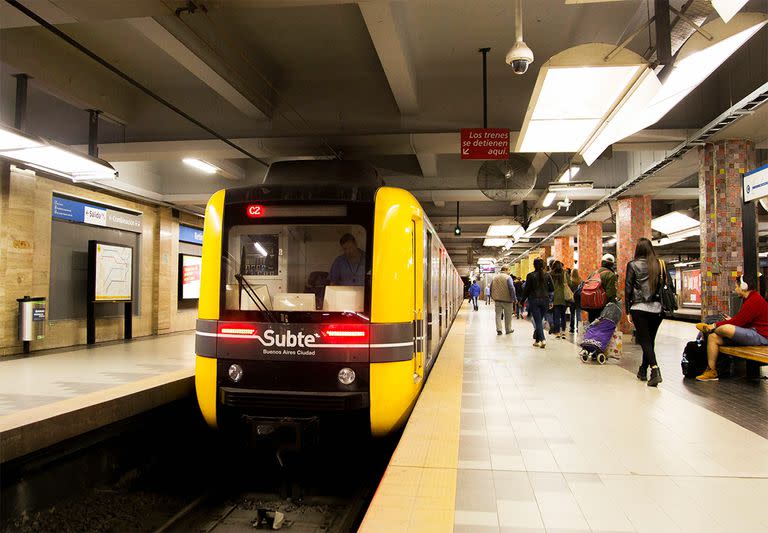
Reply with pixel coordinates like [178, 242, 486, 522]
[17, 296, 45, 353]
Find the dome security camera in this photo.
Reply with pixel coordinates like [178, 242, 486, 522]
[505, 41, 534, 75]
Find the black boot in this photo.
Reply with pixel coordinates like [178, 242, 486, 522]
[636, 366, 648, 381]
[647, 366, 662, 387]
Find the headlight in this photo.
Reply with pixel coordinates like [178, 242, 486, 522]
[337, 367, 356, 385]
[228, 364, 243, 383]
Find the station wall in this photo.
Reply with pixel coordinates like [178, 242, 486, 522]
[0, 165, 203, 356]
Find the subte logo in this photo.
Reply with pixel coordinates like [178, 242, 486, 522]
[258, 329, 319, 348]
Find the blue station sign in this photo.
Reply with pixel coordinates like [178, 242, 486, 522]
[179, 224, 204, 245]
[52, 193, 143, 233]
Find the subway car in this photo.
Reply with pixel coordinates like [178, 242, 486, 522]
[194, 161, 463, 436]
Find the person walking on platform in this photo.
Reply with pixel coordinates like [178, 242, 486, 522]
[551, 261, 568, 339]
[695, 273, 768, 381]
[522, 258, 554, 348]
[491, 266, 516, 335]
[568, 268, 582, 334]
[582, 254, 618, 322]
[625, 238, 667, 387]
[485, 283, 492, 305]
[514, 276, 524, 318]
[469, 280, 481, 311]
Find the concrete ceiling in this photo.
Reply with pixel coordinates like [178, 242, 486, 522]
[1, 0, 767, 273]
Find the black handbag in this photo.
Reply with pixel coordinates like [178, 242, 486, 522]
[658, 260, 678, 314]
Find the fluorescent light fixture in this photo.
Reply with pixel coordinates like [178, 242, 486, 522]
[523, 211, 557, 237]
[478, 257, 495, 264]
[604, 237, 617, 246]
[516, 44, 650, 158]
[0, 123, 116, 182]
[542, 192, 557, 207]
[519, 15, 767, 166]
[667, 227, 700, 240]
[651, 211, 699, 235]
[644, 14, 768, 132]
[558, 165, 581, 183]
[483, 238, 508, 247]
[486, 222, 522, 237]
[548, 181, 594, 192]
[183, 157, 219, 174]
[253, 242, 268, 257]
[712, 0, 749, 23]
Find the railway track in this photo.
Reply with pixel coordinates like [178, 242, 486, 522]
[1, 402, 392, 533]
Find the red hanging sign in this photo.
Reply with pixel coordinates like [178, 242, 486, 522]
[460, 128, 510, 160]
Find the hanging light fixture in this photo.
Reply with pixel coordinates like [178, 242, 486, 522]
[0, 123, 116, 182]
[712, 0, 749, 23]
[516, 13, 768, 166]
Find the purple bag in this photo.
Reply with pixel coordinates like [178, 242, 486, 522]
[580, 317, 617, 355]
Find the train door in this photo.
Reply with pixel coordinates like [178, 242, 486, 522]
[424, 229, 433, 367]
[429, 235, 440, 355]
[411, 220, 423, 383]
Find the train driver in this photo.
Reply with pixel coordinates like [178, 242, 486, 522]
[329, 233, 366, 286]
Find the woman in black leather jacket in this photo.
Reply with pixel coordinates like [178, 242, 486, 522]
[625, 237, 667, 387]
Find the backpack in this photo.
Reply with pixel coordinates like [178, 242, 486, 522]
[681, 340, 707, 378]
[580, 270, 607, 310]
[681, 339, 734, 378]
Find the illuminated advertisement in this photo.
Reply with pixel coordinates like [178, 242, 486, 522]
[681, 269, 701, 307]
[180, 254, 202, 300]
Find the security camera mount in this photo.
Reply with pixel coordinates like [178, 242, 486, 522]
[505, 0, 534, 74]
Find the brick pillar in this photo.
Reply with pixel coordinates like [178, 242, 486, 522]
[554, 236, 574, 269]
[577, 221, 602, 277]
[616, 196, 652, 331]
[700, 140, 757, 316]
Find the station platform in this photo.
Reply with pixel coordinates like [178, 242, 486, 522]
[360, 304, 768, 533]
[0, 333, 195, 463]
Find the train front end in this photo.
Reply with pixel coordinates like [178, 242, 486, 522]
[195, 184, 376, 434]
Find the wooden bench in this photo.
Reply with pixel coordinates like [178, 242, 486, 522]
[719, 346, 768, 377]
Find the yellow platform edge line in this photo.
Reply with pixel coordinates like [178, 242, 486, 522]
[358, 303, 468, 533]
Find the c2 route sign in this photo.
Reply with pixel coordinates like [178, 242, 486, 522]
[460, 128, 510, 160]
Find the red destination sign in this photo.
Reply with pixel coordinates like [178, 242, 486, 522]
[460, 128, 510, 160]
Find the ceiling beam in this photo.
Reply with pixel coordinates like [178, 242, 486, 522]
[0, 27, 135, 123]
[127, 17, 272, 119]
[359, 0, 418, 115]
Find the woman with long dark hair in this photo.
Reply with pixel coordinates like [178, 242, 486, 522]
[625, 237, 667, 387]
[522, 258, 554, 348]
[551, 261, 568, 339]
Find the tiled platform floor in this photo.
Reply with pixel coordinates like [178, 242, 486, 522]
[363, 303, 768, 532]
[616, 320, 768, 439]
[0, 333, 194, 418]
[0, 333, 195, 461]
[454, 306, 768, 532]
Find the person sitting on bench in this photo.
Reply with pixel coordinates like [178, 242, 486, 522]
[695, 273, 768, 381]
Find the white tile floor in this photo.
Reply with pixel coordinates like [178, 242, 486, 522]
[455, 305, 768, 532]
[0, 333, 195, 421]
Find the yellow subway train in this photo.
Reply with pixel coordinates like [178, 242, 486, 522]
[194, 161, 462, 436]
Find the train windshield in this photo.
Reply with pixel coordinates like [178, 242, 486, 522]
[222, 223, 370, 321]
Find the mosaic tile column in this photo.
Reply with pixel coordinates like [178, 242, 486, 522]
[554, 236, 574, 269]
[617, 196, 652, 331]
[577, 221, 602, 277]
[700, 140, 758, 316]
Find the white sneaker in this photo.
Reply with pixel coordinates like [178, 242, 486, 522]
[533, 341, 541, 347]
[539, 341, 546, 349]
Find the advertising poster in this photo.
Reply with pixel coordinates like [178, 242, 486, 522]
[94, 243, 133, 301]
[181, 255, 202, 300]
[681, 269, 701, 306]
